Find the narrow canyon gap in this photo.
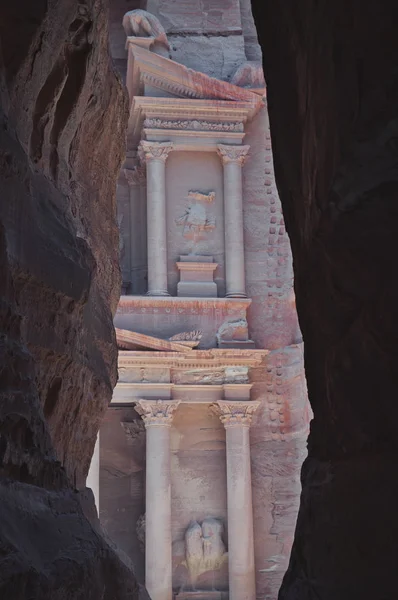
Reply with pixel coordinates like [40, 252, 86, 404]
[251, 0, 398, 598]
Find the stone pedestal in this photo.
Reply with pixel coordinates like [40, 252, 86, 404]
[135, 399, 180, 600]
[139, 141, 173, 296]
[217, 145, 250, 298]
[177, 255, 218, 297]
[215, 400, 260, 600]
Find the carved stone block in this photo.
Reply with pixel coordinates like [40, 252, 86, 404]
[177, 256, 218, 298]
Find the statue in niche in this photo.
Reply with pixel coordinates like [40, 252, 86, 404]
[175, 190, 216, 251]
[184, 518, 227, 586]
[122, 9, 170, 50]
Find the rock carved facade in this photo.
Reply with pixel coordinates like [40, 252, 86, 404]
[90, 2, 310, 599]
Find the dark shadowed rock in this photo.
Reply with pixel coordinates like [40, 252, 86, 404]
[252, 0, 398, 598]
[0, 0, 141, 596]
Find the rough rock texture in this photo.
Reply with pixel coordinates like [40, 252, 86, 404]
[0, 0, 143, 597]
[252, 0, 398, 598]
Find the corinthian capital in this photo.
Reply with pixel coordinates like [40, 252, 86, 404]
[214, 400, 260, 428]
[217, 144, 250, 166]
[135, 399, 180, 427]
[138, 140, 174, 163]
[124, 166, 146, 186]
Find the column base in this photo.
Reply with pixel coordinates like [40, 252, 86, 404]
[225, 292, 247, 298]
[146, 290, 170, 296]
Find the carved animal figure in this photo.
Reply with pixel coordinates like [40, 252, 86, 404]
[185, 520, 204, 583]
[169, 330, 203, 342]
[201, 518, 226, 570]
[122, 9, 170, 49]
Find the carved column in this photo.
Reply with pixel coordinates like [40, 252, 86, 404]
[135, 399, 180, 600]
[124, 166, 147, 294]
[215, 400, 260, 600]
[217, 144, 250, 297]
[86, 433, 100, 511]
[139, 141, 173, 295]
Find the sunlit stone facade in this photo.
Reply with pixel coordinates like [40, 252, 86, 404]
[88, 2, 310, 599]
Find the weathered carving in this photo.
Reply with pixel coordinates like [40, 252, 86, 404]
[138, 140, 173, 163]
[185, 518, 227, 584]
[122, 9, 169, 49]
[217, 144, 250, 166]
[143, 118, 243, 132]
[136, 513, 146, 553]
[169, 330, 203, 342]
[176, 191, 216, 244]
[213, 400, 260, 428]
[187, 190, 215, 203]
[230, 61, 266, 89]
[124, 166, 146, 186]
[216, 318, 249, 344]
[135, 399, 180, 427]
[121, 419, 146, 445]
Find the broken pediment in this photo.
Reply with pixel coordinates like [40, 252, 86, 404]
[115, 327, 200, 352]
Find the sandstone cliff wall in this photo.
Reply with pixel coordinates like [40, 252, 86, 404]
[0, 1, 143, 597]
[252, 0, 398, 598]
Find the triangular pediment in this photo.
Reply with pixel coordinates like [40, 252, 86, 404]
[125, 42, 264, 117]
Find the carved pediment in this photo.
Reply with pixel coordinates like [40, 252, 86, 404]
[115, 327, 192, 352]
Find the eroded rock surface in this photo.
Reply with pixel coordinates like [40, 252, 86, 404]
[252, 0, 398, 598]
[0, 0, 142, 597]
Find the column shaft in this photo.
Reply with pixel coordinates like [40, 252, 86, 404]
[146, 158, 168, 294]
[135, 399, 180, 600]
[86, 433, 100, 511]
[215, 399, 259, 600]
[225, 425, 256, 600]
[139, 141, 173, 296]
[145, 425, 173, 600]
[223, 161, 246, 297]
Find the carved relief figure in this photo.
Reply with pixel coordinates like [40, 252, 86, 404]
[216, 318, 250, 344]
[175, 190, 216, 248]
[184, 518, 227, 586]
[122, 9, 169, 50]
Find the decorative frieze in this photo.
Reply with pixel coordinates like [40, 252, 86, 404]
[138, 140, 174, 163]
[144, 118, 244, 132]
[217, 144, 250, 166]
[135, 399, 181, 427]
[214, 400, 260, 428]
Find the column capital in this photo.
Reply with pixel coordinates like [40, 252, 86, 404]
[135, 399, 180, 427]
[214, 400, 260, 428]
[217, 144, 250, 166]
[124, 166, 146, 186]
[139, 140, 174, 163]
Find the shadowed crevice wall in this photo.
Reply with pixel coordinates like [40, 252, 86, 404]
[0, 0, 144, 597]
[251, 0, 398, 598]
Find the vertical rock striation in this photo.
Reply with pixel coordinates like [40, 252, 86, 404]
[252, 0, 398, 598]
[0, 0, 142, 597]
